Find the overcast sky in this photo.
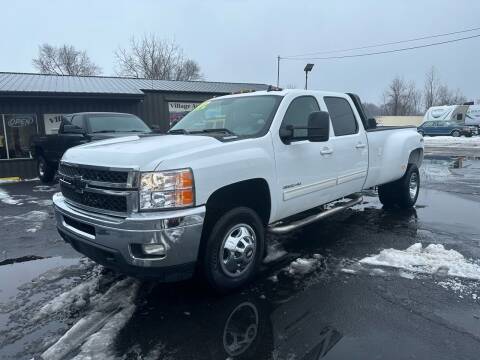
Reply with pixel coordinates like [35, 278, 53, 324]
[1, 0, 479, 103]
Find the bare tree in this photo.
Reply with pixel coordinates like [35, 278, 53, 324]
[362, 102, 383, 117]
[437, 85, 467, 105]
[33, 44, 101, 76]
[423, 66, 467, 108]
[383, 76, 421, 116]
[423, 66, 441, 110]
[115, 35, 202, 81]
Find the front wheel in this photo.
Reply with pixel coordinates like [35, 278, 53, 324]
[378, 164, 420, 209]
[202, 207, 265, 292]
[37, 156, 55, 183]
[451, 130, 461, 137]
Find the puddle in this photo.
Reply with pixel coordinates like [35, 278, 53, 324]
[0, 256, 79, 303]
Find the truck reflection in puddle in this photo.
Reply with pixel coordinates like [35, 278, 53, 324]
[115, 283, 343, 360]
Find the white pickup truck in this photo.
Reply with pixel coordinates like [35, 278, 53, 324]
[53, 89, 424, 290]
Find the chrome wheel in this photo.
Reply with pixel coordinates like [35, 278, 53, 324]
[409, 171, 418, 199]
[220, 224, 257, 277]
[38, 159, 46, 177]
[452, 130, 460, 137]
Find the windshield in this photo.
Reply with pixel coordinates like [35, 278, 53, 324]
[86, 114, 151, 133]
[170, 95, 282, 137]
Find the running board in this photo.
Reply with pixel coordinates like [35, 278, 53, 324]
[268, 194, 363, 234]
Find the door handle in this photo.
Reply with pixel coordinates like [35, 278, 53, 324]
[320, 147, 333, 155]
[355, 143, 366, 149]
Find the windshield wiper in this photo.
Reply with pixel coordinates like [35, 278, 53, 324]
[194, 128, 237, 136]
[92, 130, 117, 133]
[168, 129, 190, 134]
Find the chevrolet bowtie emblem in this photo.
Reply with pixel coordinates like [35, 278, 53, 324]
[72, 175, 87, 193]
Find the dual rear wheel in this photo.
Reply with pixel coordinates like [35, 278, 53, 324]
[378, 164, 420, 209]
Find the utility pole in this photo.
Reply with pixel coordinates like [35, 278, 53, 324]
[276, 55, 280, 87]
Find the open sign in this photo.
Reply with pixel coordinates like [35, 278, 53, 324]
[7, 116, 35, 127]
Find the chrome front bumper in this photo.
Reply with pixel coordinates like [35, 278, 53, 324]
[53, 192, 205, 280]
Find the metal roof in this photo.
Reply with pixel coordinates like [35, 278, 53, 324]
[0, 72, 268, 96]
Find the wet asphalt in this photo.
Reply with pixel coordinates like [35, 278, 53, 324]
[1, 156, 480, 360]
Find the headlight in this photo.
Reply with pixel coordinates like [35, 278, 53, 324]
[139, 169, 194, 210]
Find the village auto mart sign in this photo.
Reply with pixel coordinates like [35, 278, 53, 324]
[168, 102, 199, 113]
[168, 102, 200, 126]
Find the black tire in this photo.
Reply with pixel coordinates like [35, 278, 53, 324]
[202, 207, 265, 292]
[378, 164, 420, 209]
[451, 130, 461, 137]
[37, 155, 55, 183]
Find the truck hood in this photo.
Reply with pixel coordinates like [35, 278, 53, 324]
[62, 134, 222, 170]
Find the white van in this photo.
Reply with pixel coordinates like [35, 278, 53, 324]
[424, 104, 480, 128]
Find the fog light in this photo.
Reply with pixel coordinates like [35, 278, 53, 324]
[142, 244, 166, 256]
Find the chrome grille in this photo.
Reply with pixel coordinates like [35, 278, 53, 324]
[60, 183, 128, 213]
[58, 162, 137, 216]
[59, 163, 129, 184]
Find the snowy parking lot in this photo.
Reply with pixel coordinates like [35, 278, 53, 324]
[1, 155, 480, 359]
[423, 135, 480, 157]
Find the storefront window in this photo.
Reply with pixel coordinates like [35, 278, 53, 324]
[168, 102, 201, 128]
[1, 114, 38, 159]
[0, 116, 7, 159]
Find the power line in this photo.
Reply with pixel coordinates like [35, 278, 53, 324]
[281, 33, 480, 61]
[284, 25, 480, 58]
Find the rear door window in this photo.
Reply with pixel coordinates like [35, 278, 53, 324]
[324, 97, 358, 136]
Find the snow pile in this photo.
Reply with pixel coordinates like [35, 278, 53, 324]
[33, 185, 58, 192]
[360, 243, 480, 280]
[286, 254, 323, 275]
[0, 188, 21, 205]
[424, 136, 480, 148]
[41, 277, 140, 360]
[1, 210, 49, 233]
[263, 241, 287, 263]
[35, 276, 100, 318]
[28, 199, 54, 206]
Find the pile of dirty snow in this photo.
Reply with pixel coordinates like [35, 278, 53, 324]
[263, 241, 288, 263]
[360, 243, 480, 280]
[1, 210, 49, 233]
[423, 136, 480, 148]
[41, 277, 140, 360]
[0, 188, 21, 205]
[286, 254, 323, 275]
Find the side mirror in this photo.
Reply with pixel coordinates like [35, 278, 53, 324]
[279, 125, 294, 142]
[366, 118, 377, 129]
[307, 111, 330, 142]
[63, 124, 85, 135]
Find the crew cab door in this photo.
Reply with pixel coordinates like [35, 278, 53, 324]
[272, 95, 338, 220]
[321, 96, 368, 194]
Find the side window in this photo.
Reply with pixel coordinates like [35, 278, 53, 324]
[59, 116, 72, 133]
[71, 115, 84, 129]
[324, 97, 358, 136]
[280, 96, 320, 139]
[456, 113, 463, 121]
